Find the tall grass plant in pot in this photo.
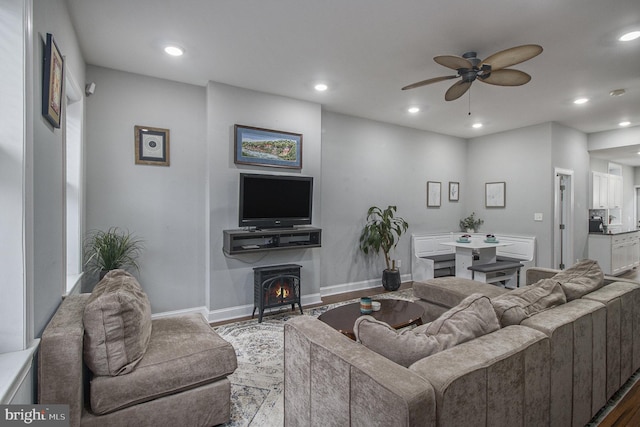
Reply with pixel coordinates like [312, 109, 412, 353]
[359, 205, 409, 291]
[84, 227, 144, 279]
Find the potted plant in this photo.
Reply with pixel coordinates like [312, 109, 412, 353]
[84, 227, 144, 279]
[459, 212, 483, 233]
[359, 205, 409, 291]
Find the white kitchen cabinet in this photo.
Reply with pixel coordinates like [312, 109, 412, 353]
[591, 172, 609, 209]
[588, 231, 640, 275]
[608, 175, 623, 209]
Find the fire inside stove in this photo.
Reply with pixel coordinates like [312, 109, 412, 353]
[265, 281, 293, 305]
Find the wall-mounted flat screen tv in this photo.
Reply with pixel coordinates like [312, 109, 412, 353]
[239, 173, 313, 229]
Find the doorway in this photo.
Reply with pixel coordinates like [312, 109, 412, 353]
[554, 169, 574, 270]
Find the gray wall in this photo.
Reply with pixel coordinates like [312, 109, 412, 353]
[468, 123, 554, 266]
[206, 82, 323, 316]
[320, 112, 467, 289]
[85, 66, 207, 313]
[32, 0, 85, 336]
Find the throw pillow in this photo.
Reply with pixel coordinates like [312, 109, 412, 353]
[353, 294, 500, 367]
[491, 278, 567, 327]
[83, 269, 152, 376]
[552, 259, 604, 301]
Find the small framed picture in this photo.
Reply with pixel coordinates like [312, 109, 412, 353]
[42, 33, 64, 128]
[449, 182, 459, 202]
[134, 126, 170, 166]
[427, 181, 441, 207]
[234, 124, 302, 169]
[485, 181, 506, 208]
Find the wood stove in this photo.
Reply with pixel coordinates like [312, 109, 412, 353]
[252, 264, 303, 323]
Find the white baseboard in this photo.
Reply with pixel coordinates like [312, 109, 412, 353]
[151, 306, 209, 320]
[151, 274, 413, 324]
[320, 273, 412, 297]
[205, 293, 322, 324]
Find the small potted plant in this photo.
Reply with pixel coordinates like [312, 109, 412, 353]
[459, 212, 483, 233]
[359, 205, 409, 291]
[84, 227, 144, 279]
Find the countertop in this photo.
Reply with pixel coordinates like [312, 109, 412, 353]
[589, 230, 640, 236]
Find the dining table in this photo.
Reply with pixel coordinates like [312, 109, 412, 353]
[439, 238, 512, 280]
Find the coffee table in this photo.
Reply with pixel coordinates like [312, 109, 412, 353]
[318, 299, 424, 340]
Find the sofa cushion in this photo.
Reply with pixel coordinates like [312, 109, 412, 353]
[83, 269, 152, 376]
[354, 294, 500, 367]
[491, 278, 567, 327]
[90, 313, 238, 415]
[413, 277, 508, 309]
[552, 259, 604, 301]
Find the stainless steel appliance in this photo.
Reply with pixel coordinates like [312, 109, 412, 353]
[589, 217, 603, 233]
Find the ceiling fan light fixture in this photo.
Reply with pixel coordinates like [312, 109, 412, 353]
[619, 121, 631, 127]
[573, 97, 589, 105]
[619, 31, 640, 42]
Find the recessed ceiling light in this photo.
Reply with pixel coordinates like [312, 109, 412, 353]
[164, 45, 184, 56]
[314, 83, 328, 92]
[407, 107, 420, 114]
[573, 97, 589, 105]
[610, 89, 626, 97]
[472, 123, 483, 129]
[619, 121, 631, 127]
[619, 31, 640, 42]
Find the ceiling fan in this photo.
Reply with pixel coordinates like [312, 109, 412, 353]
[402, 44, 543, 101]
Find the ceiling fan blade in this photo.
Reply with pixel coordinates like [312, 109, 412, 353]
[480, 44, 542, 71]
[434, 55, 473, 70]
[480, 69, 532, 86]
[402, 75, 457, 90]
[445, 80, 472, 101]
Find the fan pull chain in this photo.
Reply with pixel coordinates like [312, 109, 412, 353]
[468, 88, 472, 116]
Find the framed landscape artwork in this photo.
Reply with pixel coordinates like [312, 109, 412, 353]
[42, 33, 64, 128]
[134, 125, 170, 166]
[485, 181, 506, 207]
[234, 125, 302, 169]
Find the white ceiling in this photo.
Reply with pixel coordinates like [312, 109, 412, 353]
[66, 0, 640, 159]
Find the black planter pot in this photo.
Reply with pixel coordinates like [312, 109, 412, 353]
[382, 269, 401, 291]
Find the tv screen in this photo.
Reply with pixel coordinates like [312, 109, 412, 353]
[239, 173, 313, 229]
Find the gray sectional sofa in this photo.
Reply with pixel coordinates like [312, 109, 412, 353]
[284, 261, 640, 426]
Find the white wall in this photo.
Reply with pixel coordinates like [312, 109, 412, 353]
[85, 66, 207, 313]
[206, 82, 323, 318]
[320, 112, 467, 289]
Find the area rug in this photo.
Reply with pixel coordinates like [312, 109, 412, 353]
[214, 288, 417, 426]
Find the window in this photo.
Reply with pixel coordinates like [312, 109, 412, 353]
[64, 71, 84, 294]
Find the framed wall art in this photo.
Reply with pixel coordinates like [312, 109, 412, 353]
[427, 181, 441, 207]
[234, 124, 302, 169]
[449, 181, 459, 202]
[42, 33, 64, 128]
[134, 125, 170, 166]
[485, 181, 506, 208]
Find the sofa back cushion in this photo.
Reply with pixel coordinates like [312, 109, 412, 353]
[354, 294, 500, 367]
[552, 259, 604, 301]
[491, 278, 567, 327]
[83, 269, 152, 376]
